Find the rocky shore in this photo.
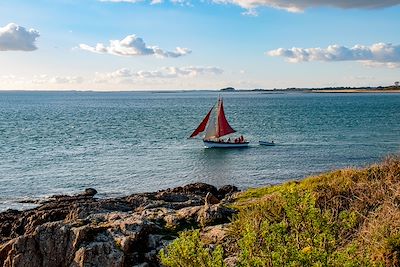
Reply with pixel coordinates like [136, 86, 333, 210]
[0, 183, 238, 267]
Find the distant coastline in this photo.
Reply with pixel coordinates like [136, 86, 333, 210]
[220, 85, 400, 93]
[1, 86, 400, 94]
[309, 88, 400, 93]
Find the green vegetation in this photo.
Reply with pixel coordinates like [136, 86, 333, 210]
[160, 156, 400, 266]
[159, 230, 225, 267]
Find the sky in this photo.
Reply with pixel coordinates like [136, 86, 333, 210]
[0, 0, 399, 90]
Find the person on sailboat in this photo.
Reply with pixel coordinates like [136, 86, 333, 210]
[189, 97, 249, 148]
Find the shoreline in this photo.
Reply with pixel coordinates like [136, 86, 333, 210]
[310, 89, 400, 93]
[1, 88, 400, 94]
[0, 183, 238, 266]
[1, 156, 400, 266]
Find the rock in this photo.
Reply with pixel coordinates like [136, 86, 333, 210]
[167, 183, 218, 197]
[72, 241, 124, 267]
[83, 188, 98, 197]
[201, 224, 229, 244]
[144, 249, 158, 262]
[0, 182, 239, 267]
[0, 240, 13, 266]
[155, 192, 189, 202]
[147, 234, 164, 249]
[217, 185, 239, 199]
[205, 192, 220, 205]
[164, 206, 202, 229]
[198, 203, 236, 227]
[2, 222, 70, 267]
[4, 236, 42, 267]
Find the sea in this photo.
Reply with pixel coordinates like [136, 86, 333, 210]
[1, 91, 399, 211]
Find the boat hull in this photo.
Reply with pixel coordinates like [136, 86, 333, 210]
[259, 141, 275, 146]
[203, 140, 249, 148]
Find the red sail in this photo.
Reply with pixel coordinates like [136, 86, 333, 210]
[189, 107, 213, 138]
[217, 99, 236, 137]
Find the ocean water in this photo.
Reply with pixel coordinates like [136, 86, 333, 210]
[0, 91, 399, 211]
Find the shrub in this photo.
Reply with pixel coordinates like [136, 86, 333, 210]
[160, 229, 226, 267]
[160, 156, 400, 266]
[233, 188, 346, 266]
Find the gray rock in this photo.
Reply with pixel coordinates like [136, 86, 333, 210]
[83, 188, 98, 197]
[148, 234, 164, 249]
[205, 192, 220, 205]
[198, 203, 236, 227]
[217, 185, 239, 199]
[0, 182, 239, 267]
[71, 241, 124, 267]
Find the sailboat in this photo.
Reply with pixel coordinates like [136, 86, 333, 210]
[189, 97, 249, 148]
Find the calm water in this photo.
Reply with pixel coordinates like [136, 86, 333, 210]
[1, 91, 399, 211]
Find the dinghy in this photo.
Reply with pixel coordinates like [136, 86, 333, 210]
[189, 97, 249, 148]
[259, 140, 275, 146]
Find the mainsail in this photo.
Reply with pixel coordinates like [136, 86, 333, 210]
[189, 97, 236, 139]
[216, 99, 236, 137]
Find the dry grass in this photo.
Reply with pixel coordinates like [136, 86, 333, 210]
[161, 156, 400, 266]
[229, 155, 400, 266]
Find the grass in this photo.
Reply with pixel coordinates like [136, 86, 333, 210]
[160, 155, 400, 266]
[159, 230, 225, 267]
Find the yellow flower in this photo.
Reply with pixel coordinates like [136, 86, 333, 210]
[302, 246, 312, 254]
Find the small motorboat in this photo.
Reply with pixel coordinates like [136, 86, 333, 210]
[259, 140, 275, 146]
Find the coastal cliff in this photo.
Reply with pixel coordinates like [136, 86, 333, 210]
[1, 156, 400, 266]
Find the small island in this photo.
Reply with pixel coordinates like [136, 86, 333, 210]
[220, 87, 236, 92]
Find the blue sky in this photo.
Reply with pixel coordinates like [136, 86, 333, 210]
[0, 0, 399, 90]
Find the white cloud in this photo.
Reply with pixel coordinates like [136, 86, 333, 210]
[0, 74, 84, 86]
[99, 0, 144, 3]
[95, 66, 223, 83]
[99, 0, 400, 13]
[212, 0, 400, 13]
[0, 23, 40, 51]
[267, 43, 400, 68]
[32, 75, 84, 84]
[99, 0, 191, 5]
[79, 34, 191, 58]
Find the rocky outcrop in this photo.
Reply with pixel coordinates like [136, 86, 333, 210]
[0, 183, 238, 267]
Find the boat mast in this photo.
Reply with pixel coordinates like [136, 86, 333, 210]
[216, 97, 236, 138]
[190, 96, 236, 140]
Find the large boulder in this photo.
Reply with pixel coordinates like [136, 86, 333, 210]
[198, 203, 236, 227]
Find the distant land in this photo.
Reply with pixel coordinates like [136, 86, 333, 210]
[220, 85, 400, 93]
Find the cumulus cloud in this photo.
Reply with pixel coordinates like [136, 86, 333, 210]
[267, 43, 400, 68]
[79, 34, 191, 58]
[95, 66, 223, 83]
[0, 23, 40, 51]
